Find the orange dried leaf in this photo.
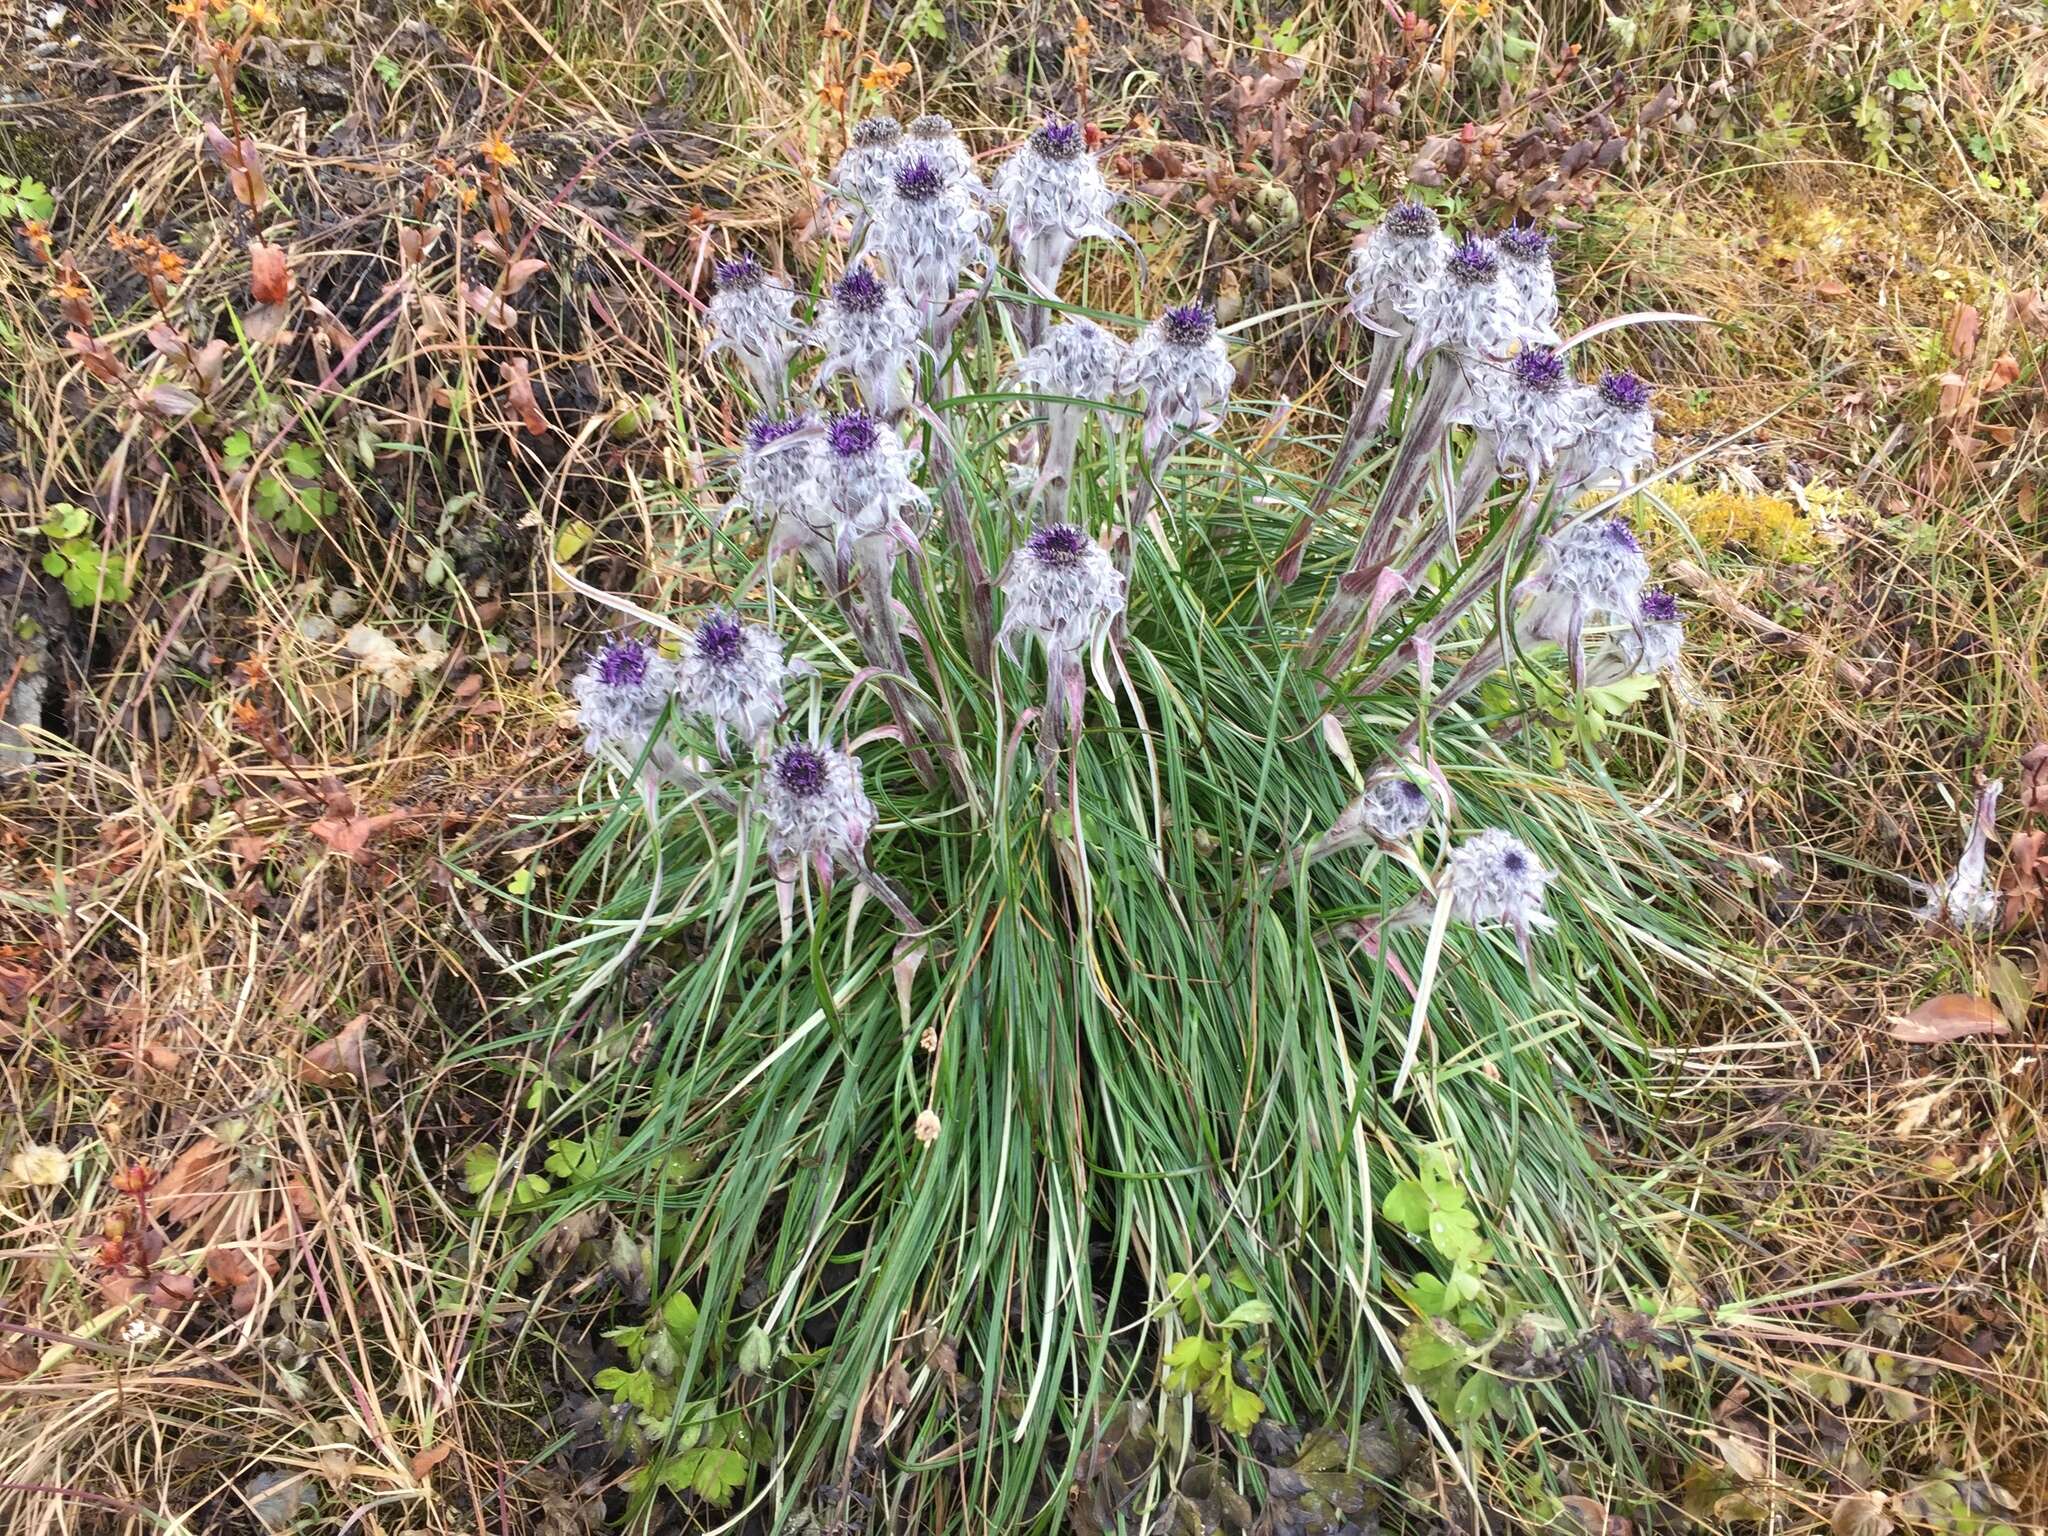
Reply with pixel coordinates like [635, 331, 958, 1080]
[1887, 994, 2009, 1043]
[503, 358, 548, 436]
[248, 240, 291, 305]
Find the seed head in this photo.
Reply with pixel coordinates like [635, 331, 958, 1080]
[746, 411, 809, 450]
[1497, 225, 1553, 263]
[1512, 345, 1567, 392]
[852, 115, 902, 148]
[1445, 236, 1499, 285]
[1598, 370, 1652, 412]
[833, 265, 887, 314]
[1026, 522, 1091, 567]
[1030, 118, 1086, 161]
[1161, 302, 1215, 346]
[596, 638, 649, 688]
[826, 410, 880, 459]
[908, 114, 953, 139]
[894, 158, 944, 202]
[773, 743, 829, 797]
[713, 252, 764, 290]
[1385, 199, 1440, 239]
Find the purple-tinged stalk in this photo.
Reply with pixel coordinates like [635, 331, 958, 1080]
[995, 521, 1126, 774]
[1013, 317, 1127, 521]
[1277, 201, 1452, 586]
[705, 253, 802, 403]
[991, 118, 1126, 345]
[815, 264, 922, 420]
[758, 739, 919, 932]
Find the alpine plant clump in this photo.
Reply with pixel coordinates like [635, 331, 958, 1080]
[550, 133, 1722, 1528]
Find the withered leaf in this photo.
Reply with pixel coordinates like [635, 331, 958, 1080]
[68, 330, 128, 383]
[1887, 994, 2009, 1043]
[299, 1015, 388, 1088]
[248, 241, 291, 306]
[502, 358, 548, 436]
[503, 257, 548, 295]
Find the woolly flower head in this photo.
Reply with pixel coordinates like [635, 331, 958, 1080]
[992, 116, 1121, 279]
[1015, 317, 1128, 409]
[817, 409, 930, 559]
[569, 636, 679, 755]
[1589, 586, 1687, 688]
[675, 609, 798, 757]
[1494, 223, 1560, 338]
[705, 252, 800, 395]
[1538, 516, 1648, 612]
[906, 113, 977, 184]
[1408, 234, 1524, 364]
[830, 115, 907, 213]
[1467, 344, 1584, 475]
[815, 264, 921, 414]
[1566, 369, 1657, 488]
[876, 155, 991, 306]
[1356, 771, 1438, 844]
[1119, 302, 1233, 453]
[996, 522, 1126, 659]
[1346, 198, 1451, 331]
[1443, 828, 1557, 950]
[737, 412, 819, 527]
[759, 740, 876, 884]
[1517, 516, 1651, 670]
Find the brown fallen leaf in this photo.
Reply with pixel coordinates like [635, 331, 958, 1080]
[248, 240, 292, 306]
[300, 1015, 388, 1088]
[309, 807, 416, 862]
[503, 358, 548, 436]
[409, 1441, 456, 1479]
[1887, 994, 2009, 1043]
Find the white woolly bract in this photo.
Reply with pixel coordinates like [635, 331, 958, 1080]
[1518, 519, 1650, 646]
[993, 142, 1121, 280]
[829, 140, 906, 215]
[759, 745, 876, 876]
[569, 648, 679, 755]
[1119, 323, 1232, 449]
[1355, 772, 1437, 843]
[1346, 223, 1450, 332]
[1443, 828, 1556, 935]
[1462, 361, 1587, 476]
[706, 283, 802, 382]
[1564, 390, 1656, 488]
[876, 183, 991, 306]
[1498, 247, 1561, 342]
[821, 427, 931, 558]
[738, 432, 822, 528]
[675, 618, 796, 757]
[814, 284, 922, 410]
[1407, 263, 1526, 365]
[995, 536, 1126, 659]
[1015, 318, 1127, 407]
[907, 120, 979, 186]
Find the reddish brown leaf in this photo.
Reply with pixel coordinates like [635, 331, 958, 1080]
[67, 330, 128, 384]
[309, 808, 415, 862]
[410, 1442, 456, 1479]
[299, 1015, 388, 1089]
[503, 358, 548, 436]
[248, 240, 291, 306]
[154, 1136, 232, 1224]
[1887, 994, 2009, 1043]
[503, 257, 548, 295]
